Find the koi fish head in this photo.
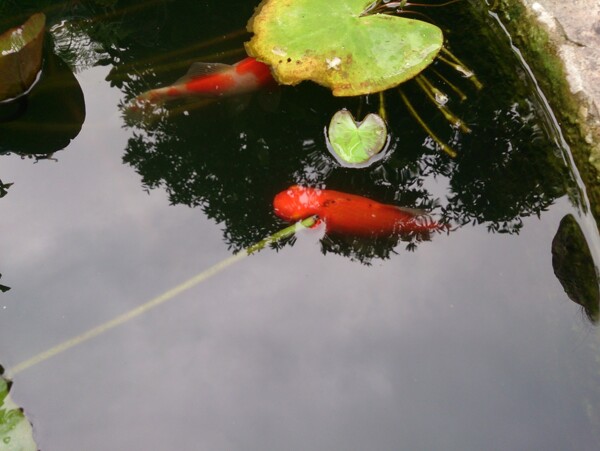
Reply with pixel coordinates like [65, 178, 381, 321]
[273, 185, 323, 222]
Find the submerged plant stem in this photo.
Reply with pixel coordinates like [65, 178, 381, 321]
[6, 216, 317, 378]
[415, 75, 471, 133]
[399, 88, 457, 158]
[247, 216, 317, 254]
[439, 47, 483, 90]
[430, 68, 467, 101]
[378, 92, 388, 122]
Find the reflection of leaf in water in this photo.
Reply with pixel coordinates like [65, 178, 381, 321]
[552, 214, 600, 323]
[0, 13, 45, 101]
[0, 47, 86, 157]
[0, 368, 37, 450]
[0, 180, 13, 198]
[0, 273, 10, 293]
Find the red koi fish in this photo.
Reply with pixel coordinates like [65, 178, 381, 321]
[273, 185, 443, 237]
[131, 57, 274, 106]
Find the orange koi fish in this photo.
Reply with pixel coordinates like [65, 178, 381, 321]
[131, 57, 274, 106]
[274, 185, 443, 237]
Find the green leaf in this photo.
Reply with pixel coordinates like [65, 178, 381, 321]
[328, 109, 387, 165]
[0, 374, 37, 451]
[245, 0, 443, 96]
[0, 13, 45, 101]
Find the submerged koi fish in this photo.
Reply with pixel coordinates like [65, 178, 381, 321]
[273, 185, 443, 237]
[130, 57, 274, 106]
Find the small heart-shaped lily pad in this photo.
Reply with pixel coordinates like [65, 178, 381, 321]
[246, 0, 443, 96]
[327, 109, 388, 165]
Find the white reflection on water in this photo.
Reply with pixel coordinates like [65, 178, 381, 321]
[1, 66, 600, 451]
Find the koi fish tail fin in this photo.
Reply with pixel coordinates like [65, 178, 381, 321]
[415, 217, 451, 234]
[130, 88, 170, 109]
[398, 211, 445, 234]
[122, 87, 172, 124]
[393, 206, 450, 233]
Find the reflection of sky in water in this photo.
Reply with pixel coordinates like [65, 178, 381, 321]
[1, 65, 600, 451]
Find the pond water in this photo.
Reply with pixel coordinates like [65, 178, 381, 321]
[1, 1, 600, 450]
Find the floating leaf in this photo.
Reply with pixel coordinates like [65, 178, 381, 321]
[246, 0, 443, 96]
[0, 371, 37, 451]
[0, 13, 45, 101]
[328, 109, 387, 165]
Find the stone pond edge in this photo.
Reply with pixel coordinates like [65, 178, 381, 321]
[492, 0, 600, 227]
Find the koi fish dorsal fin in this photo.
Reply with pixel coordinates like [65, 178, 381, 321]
[175, 62, 232, 84]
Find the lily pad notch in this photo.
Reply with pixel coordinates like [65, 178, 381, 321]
[245, 0, 444, 96]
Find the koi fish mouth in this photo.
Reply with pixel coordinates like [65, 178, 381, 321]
[273, 185, 322, 221]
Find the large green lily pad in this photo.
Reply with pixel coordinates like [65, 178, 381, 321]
[246, 0, 443, 96]
[0, 13, 45, 101]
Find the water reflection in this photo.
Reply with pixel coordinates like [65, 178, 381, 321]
[0, 0, 582, 261]
[67, 3, 592, 263]
[1, 2, 600, 451]
[2, 0, 577, 259]
[120, 82, 570, 258]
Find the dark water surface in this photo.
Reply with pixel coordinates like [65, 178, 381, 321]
[1, 1, 600, 450]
